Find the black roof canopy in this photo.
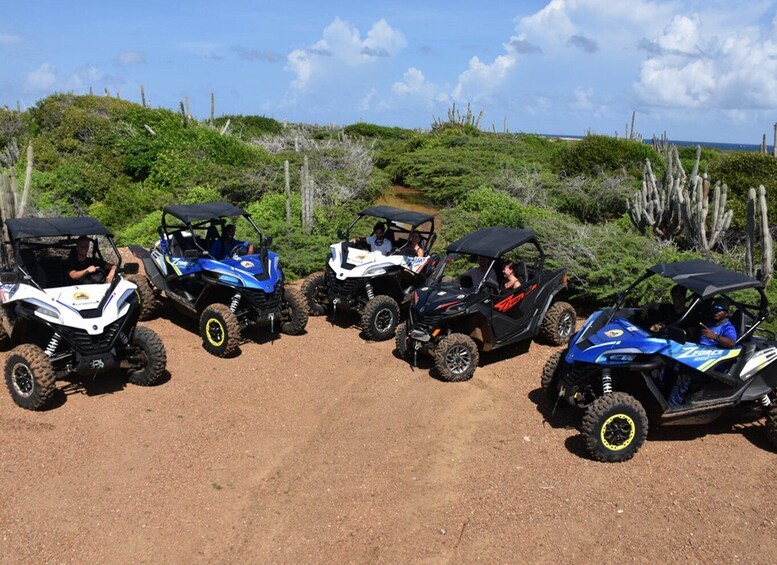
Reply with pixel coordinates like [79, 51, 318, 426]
[446, 227, 538, 259]
[6, 217, 112, 240]
[648, 259, 763, 298]
[358, 205, 435, 228]
[163, 201, 247, 224]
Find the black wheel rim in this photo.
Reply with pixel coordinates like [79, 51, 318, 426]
[557, 312, 574, 338]
[206, 319, 224, 345]
[445, 345, 471, 374]
[11, 362, 34, 398]
[601, 414, 636, 450]
[313, 285, 327, 306]
[375, 308, 394, 332]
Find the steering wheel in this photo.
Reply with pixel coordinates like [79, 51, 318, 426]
[82, 266, 107, 284]
[229, 243, 248, 257]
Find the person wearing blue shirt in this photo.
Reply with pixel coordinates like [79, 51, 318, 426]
[209, 224, 254, 260]
[668, 301, 737, 407]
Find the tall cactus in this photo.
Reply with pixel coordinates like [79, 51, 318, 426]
[0, 142, 33, 241]
[745, 185, 774, 285]
[628, 144, 732, 252]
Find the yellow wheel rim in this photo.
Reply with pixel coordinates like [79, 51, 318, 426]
[600, 413, 636, 451]
[206, 318, 226, 347]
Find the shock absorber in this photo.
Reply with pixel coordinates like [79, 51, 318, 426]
[44, 333, 61, 357]
[365, 283, 375, 301]
[601, 368, 613, 395]
[230, 293, 242, 313]
[117, 332, 129, 347]
[759, 394, 772, 408]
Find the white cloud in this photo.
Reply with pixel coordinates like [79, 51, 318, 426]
[286, 17, 406, 90]
[24, 63, 57, 91]
[115, 51, 146, 66]
[0, 32, 21, 45]
[634, 13, 777, 110]
[392, 67, 448, 105]
[66, 65, 104, 91]
[452, 49, 517, 102]
[358, 88, 377, 112]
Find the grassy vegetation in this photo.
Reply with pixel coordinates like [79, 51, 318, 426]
[1, 94, 774, 330]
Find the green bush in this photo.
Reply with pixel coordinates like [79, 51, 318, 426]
[212, 115, 282, 139]
[555, 135, 660, 177]
[344, 122, 413, 139]
[709, 152, 777, 228]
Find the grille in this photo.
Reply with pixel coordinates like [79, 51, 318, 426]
[325, 266, 363, 299]
[242, 283, 283, 314]
[57, 318, 125, 355]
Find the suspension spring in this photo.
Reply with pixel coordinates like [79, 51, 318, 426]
[117, 332, 129, 347]
[230, 293, 242, 313]
[44, 333, 61, 357]
[601, 368, 613, 395]
[365, 284, 375, 301]
[759, 395, 772, 408]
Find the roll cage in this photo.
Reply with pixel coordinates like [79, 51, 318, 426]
[431, 227, 546, 295]
[159, 201, 267, 258]
[610, 259, 769, 344]
[342, 205, 436, 255]
[1, 217, 125, 292]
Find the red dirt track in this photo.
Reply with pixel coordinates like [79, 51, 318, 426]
[1, 313, 776, 563]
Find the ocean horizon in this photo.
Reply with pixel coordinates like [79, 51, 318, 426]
[540, 133, 772, 153]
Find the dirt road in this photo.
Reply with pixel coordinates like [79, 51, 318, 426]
[1, 314, 775, 563]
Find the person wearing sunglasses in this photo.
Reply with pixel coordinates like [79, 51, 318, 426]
[667, 300, 737, 407]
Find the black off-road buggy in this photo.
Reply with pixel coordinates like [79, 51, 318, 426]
[0, 217, 167, 410]
[303, 205, 437, 341]
[397, 227, 576, 381]
[542, 260, 777, 462]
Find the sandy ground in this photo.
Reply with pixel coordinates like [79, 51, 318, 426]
[1, 310, 776, 564]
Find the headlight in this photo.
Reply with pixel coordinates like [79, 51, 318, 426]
[363, 265, 387, 276]
[218, 274, 244, 286]
[596, 349, 640, 363]
[27, 298, 61, 322]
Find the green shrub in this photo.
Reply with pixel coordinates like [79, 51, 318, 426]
[709, 152, 777, 228]
[212, 115, 282, 139]
[556, 135, 660, 177]
[343, 122, 413, 139]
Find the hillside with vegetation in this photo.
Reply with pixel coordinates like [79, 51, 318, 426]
[0, 94, 775, 325]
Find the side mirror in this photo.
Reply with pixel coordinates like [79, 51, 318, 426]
[122, 262, 140, 275]
[0, 271, 20, 284]
[666, 326, 687, 344]
[264, 236, 273, 248]
[337, 229, 347, 241]
[183, 249, 200, 260]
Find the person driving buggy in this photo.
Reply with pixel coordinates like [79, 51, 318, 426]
[65, 236, 116, 284]
[461, 256, 498, 290]
[351, 221, 392, 255]
[210, 223, 254, 260]
[640, 284, 687, 330]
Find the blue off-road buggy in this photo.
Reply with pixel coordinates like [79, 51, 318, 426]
[542, 260, 777, 462]
[128, 201, 307, 357]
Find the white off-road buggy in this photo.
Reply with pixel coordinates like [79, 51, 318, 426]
[303, 205, 437, 341]
[0, 217, 167, 410]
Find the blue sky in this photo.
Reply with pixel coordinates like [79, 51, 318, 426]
[3, 0, 777, 144]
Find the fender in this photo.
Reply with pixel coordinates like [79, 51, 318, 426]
[530, 269, 568, 333]
[128, 245, 171, 293]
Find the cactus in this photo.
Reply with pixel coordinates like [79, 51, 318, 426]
[301, 155, 314, 234]
[745, 186, 774, 285]
[628, 144, 732, 252]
